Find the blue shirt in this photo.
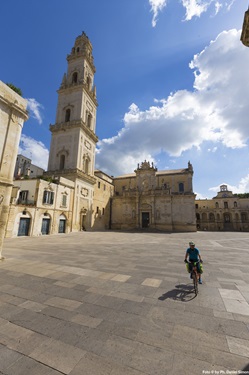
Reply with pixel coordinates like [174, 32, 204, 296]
[186, 247, 200, 262]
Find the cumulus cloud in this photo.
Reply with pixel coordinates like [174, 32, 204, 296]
[26, 98, 43, 124]
[209, 175, 249, 194]
[149, 0, 167, 27]
[96, 29, 249, 176]
[19, 134, 49, 170]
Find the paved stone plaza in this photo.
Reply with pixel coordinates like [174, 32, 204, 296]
[0, 231, 249, 375]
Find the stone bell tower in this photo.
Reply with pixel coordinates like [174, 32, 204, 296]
[46, 32, 98, 231]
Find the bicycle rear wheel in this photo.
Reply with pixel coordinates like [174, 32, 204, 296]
[192, 272, 198, 295]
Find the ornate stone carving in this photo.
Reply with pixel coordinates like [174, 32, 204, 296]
[81, 188, 88, 197]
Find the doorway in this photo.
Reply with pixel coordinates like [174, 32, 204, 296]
[142, 212, 150, 228]
[58, 219, 66, 233]
[18, 218, 30, 236]
[41, 218, 50, 235]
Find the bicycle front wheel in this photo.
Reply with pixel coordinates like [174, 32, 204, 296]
[193, 272, 198, 295]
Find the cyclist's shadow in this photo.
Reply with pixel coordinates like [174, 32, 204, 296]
[158, 284, 197, 302]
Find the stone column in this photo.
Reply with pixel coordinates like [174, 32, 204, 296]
[0, 81, 28, 259]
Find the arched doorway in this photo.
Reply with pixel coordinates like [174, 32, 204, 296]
[18, 211, 31, 236]
[41, 214, 51, 235]
[58, 214, 66, 233]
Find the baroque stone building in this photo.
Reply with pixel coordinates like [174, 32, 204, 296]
[0, 81, 28, 256]
[44, 32, 98, 232]
[196, 185, 249, 232]
[111, 160, 196, 232]
[3, 33, 197, 238]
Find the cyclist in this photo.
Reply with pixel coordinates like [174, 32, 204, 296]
[184, 241, 203, 284]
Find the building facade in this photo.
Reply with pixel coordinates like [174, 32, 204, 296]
[3, 33, 198, 238]
[44, 32, 98, 232]
[14, 154, 44, 179]
[111, 160, 196, 232]
[0, 81, 28, 257]
[196, 185, 249, 232]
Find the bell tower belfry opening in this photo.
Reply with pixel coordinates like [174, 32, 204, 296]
[45, 32, 99, 231]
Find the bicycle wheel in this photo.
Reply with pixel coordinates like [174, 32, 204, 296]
[193, 272, 198, 295]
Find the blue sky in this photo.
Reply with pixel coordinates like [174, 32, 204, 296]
[1, 0, 248, 198]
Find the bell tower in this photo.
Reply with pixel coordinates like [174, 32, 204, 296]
[46, 32, 98, 231]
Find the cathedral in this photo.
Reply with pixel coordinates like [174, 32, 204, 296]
[2, 32, 196, 238]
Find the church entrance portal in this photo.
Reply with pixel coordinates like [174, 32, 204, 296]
[142, 212, 150, 228]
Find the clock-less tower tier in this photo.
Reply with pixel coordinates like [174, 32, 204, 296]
[45, 32, 98, 231]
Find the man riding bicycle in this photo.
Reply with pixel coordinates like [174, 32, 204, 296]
[184, 241, 203, 284]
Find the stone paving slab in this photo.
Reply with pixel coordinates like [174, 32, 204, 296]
[1, 231, 249, 374]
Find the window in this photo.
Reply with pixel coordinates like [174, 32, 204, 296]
[87, 76, 92, 90]
[102, 208, 105, 215]
[62, 195, 67, 207]
[96, 206, 99, 214]
[179, 183, 184, 193]
[241, 213, 247, 222]
[65, 109, 71, 122]
[85, 159, 89, 174]
[87, 113, 92, 128]
[195, 204, 198, 209]
[209, 213, 215, 222]
[72, 72, 78, 84]
[224, 214, 230, 223]
[224, 202, 228, 209]
[43, 190, 54, 205]
[98, 181, 100, 188]
[234, 201, 237, 208]
[19, 190, 28, 203]
[60, 154, 65, 170]
[215, 202, 219, 208]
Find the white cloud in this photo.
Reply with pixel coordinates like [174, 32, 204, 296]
[209, 175, 249, 194]
[26, 98, 43, 124]
[96, 29, 249, 177]
[19, 134, 49, 170]
[149, 0, 167, 27]
[148, 0, 236, 24]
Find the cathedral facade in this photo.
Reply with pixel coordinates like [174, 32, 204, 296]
[3, 33, 197, 238]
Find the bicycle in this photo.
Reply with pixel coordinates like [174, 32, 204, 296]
[185, 260, 200, 295]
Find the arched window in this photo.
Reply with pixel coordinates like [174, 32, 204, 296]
[60, 155, 65, 170]
[179, 183, 184, 193]
[224, 213, 230, 223]
[86, 76, 92, 90]
[209, 213, 215, 222]
[234, 201, 237, 208]
[87, 113, 92, 128]
[85, 159, 89, 174]
[196, 213, 200, 220]
[72, 72, 78, 84]
[65, 109, 71, 122]
[241, 213, 247, 222]
[76, 47, 80, 53]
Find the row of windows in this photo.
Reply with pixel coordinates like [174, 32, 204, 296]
[96, 207, 105, 215]
[196, 201, 238, 209]
[64, 108, 93, 128]
[97, 181, 106, 190]
[119, 182, 185, 192]
[59, 154, 90, 174]
[197, 212, 248, 222]
[42, 191, 67, 206]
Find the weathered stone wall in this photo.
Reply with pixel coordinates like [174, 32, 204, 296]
[0, 81, 28, 257]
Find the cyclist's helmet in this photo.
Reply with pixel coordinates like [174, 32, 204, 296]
[189, 241, 195, 246]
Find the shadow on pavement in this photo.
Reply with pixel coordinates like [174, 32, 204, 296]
[241, 363, 249, 372]
[158, 283, 197, 302]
